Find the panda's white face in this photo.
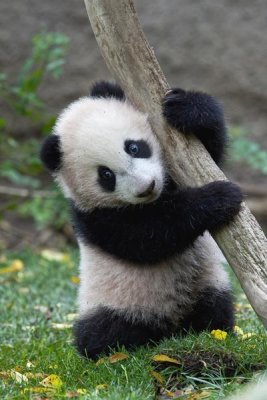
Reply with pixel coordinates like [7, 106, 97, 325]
[53, 97, 165, 210]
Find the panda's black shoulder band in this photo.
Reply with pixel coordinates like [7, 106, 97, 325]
[40, 135, 62, 172]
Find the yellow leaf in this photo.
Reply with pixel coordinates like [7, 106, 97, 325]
[188, 390, 211, 399]
[51, 322, 72, 329]
[234, 303, 243, 312]
[152, 354, 181, 365]
[48, 364, 58, 370]
[10, 370, 28, 383]
[18, 287, 30, 294]
[0, 260, 24, 274]
[109, 352, 129, 363]
[66, 313, 78, 321]
[40, 374, 63, 389]
[150, 370, 165, 384]
[77, 388, 87, 394]
[241, 333, 256, 340]
[24, 372, 46, 379]
[65, 390, 82, 398]
[96, 384, 108, 390]
[234, 326, 244, 335]
[95, 357, 106, 366]
[160, 388, 176, 398]
[22, 387, 50, 394]
[211, 329, 228, 340]
[41, 249, 70, 263]
[70, 276, 80, 284]
[0, 371, 9, 380]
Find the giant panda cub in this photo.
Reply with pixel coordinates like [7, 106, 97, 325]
[40, 81, 242, 360]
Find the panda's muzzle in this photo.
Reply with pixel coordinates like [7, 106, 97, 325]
[136, 180, 155, 198]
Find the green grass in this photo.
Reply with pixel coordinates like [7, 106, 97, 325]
[0, 249, 266, 399]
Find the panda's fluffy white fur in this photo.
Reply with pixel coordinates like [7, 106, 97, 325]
[40, 81, 242, 359]
[54, 96, 164, 209]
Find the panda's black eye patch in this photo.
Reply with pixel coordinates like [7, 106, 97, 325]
[124, 140, 152, 158]
[98, 166, 116, 192]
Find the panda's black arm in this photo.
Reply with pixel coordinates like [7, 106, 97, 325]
[163, 89, 227, 164]
[71, 181, 242, 265]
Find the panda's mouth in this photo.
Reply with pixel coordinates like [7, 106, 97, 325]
[136, 189, 161, 204]
[136, 179, 156, 199]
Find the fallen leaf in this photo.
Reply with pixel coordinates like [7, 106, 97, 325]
[18, 287, 30, 294]
[0, 260, 24, 275]
[10, 369, 28, 383]
[233, 325, 244, 335]
[40, 374, 63, 389]
[159, 388, 178, 398]
[234, 303, 243, 312]
[51, 322, 72, 329]
[210, 329, 228, 340]
[96, 384, 108, 389]
[66, 391, 80, 398]
[48, 364, 58, 370]
[109, 352, 129, 363]
[24, 372, 47, 379]
[152, 354, 181, 365]
[188, 390, 211, 399]
[77, 388, 87, 394]
[150, 370, 165, 384]
[22, 386, 53, 394]
[95, 357, 106, 366]
[66, 313, 78, 321]
[70, 276, 80, 284]
[241, 333, 256, 340]
[41, 249, 70, 263]
[0, 371, 9, 381]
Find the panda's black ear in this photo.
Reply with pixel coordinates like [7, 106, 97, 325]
[40, 135, 62, 172]
[90, 81, 125, 101]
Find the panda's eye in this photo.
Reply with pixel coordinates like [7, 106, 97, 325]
[124, 140, 152, 158]
[98, 166, 116, 192]
[99, 167, 113, 180]
[128, 143, 139, 156]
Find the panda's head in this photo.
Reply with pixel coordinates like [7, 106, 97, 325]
[40, 94, 165, 210]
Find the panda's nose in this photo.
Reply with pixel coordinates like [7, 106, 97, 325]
[137, 180, 155, 198]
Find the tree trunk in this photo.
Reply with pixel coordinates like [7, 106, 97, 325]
[84, 0, 267, 327]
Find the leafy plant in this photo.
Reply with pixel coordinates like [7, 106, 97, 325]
[0, 32, 69, 232]
[229, 127, 267, 175]
[17, 187, 69, 230]
[0, 32, 69, 124]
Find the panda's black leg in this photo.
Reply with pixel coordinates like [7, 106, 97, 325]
[181, 287, 234, 333]
[74, 306, 172, 360]
[163, 89, 227, 164]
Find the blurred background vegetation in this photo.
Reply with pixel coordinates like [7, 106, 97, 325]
[0, 33, 71, 250]
[0, 1, 267, 252]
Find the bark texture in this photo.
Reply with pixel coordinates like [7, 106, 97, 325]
[84, 0, 267, 327]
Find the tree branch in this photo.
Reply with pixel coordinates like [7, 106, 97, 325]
[84, 0, 267, 327]
[0, 185, 53, 198]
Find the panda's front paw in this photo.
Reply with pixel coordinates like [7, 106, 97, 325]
[162, 88, 224, 135]
[201, 181, 243, 230]
[162, 88, 188, 132]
